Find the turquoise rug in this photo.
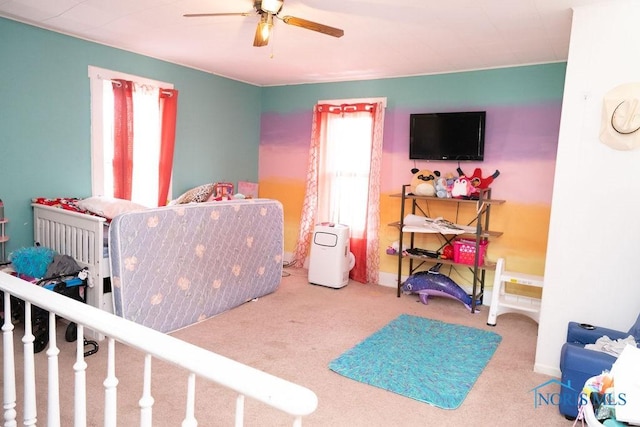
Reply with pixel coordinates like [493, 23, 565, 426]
[329, 314, 502, 409]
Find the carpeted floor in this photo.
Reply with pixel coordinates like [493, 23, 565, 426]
[6, 267, 574, 426]
[329, 314, 502, 409]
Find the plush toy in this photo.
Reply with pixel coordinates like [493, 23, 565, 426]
[401, 264, 482, 312]
[386, 240, 406, 255]
[409, 168, 440, 196]
[456, 167, 500, 190]
[445, 173, 456, 195]
[451, 176, 475, 198]
[9, 246, 56, 278]
[435, 177, 449, 198]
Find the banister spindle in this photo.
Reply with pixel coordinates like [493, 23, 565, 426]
[181, 373, 197, 427]
[104, 338, 118, 427]
[22, 302, 37, 426]
[73, 324, 88, 427]
[2, 291, 17, 426]
[139, 354, 154, 427]
[46, 311, 61, 427]
[235, 394, 245, 427]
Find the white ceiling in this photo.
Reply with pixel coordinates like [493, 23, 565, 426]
[0, 0, 610, 87]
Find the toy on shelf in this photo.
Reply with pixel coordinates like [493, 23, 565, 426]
[401, 264, 481, 312]
[386, 240, 406, 255]
[435, 176, 449, 198]
[451, 175, 475, 198]
[456, 167, 500, 190]
[450, 167, 501, 199]
[409, 168, 440, 196]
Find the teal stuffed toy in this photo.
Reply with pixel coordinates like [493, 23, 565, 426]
[9, 246, 56, 278]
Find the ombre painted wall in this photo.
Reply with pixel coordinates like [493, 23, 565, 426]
[0, 18, 261, 252]
[260, 63, 565, 286]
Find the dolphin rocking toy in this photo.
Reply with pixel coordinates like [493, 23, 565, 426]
[401, 264, 481, 313]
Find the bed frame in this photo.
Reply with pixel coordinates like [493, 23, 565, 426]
[32, 203, 112, 313]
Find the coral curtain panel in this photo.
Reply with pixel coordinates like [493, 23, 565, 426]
[158, 89, 179, 206]
[111, 79, 134, 200]
[294, 102, 384, 284]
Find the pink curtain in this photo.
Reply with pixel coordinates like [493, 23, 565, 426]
[157, 89, 179, 206]
[112, 79, 134, 200]
[294, 102, 384, 284]
[293, 106, 323, 269]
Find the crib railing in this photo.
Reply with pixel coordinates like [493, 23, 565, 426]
[1, 271, 318, 426]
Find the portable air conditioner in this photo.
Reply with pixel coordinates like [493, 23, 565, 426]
[308, 223, 353, 289]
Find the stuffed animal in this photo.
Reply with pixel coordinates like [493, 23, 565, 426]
[435, 177, 449, 198]
[451, 176, 475, 198]
[456, 167, 500, 190]
[445, 173, 456, 196]
[9, 246, 56, 278]
[410, 168, 440, 197]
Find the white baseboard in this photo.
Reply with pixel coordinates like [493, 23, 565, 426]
[285, 252, 495, 301]
[534, 363, 561, 378]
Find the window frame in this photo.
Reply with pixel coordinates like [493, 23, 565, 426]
[88, 65, 174, 199]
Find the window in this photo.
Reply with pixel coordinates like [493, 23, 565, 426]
[88, 66, 177, 207]
[295, 97, 386, 284]
[317, 106, 374, 233]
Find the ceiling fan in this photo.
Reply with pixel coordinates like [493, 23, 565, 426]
[184, 0, 344, 47]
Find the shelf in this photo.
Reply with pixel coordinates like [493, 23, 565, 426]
[387, 221, 503, 238]
[390, 192, 506, 205]
[496, 294, 541, 313]
[399, 252, 497, 271]
[391, 184, 504, 313]
[487, 259, 543, 326]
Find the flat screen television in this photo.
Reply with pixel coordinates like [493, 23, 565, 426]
[409, 111, 486, 161]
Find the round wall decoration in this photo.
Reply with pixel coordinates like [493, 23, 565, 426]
[600, 82, 640, 150]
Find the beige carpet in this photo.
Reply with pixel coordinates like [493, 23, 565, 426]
[7, 267, 573, 426]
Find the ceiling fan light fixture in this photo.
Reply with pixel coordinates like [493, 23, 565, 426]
[260, 0, 284, 14]
[254, 13, 273, 47]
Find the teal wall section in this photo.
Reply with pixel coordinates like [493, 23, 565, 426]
[0, 18, 261, 252]
[261, 64, 566, 113]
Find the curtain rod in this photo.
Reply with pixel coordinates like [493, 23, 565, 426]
[98, 75, 174, 96]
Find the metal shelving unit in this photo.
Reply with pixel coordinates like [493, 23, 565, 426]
[390, 184, 505, 312]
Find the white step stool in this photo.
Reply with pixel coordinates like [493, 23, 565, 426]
[487, 258, 544, 326]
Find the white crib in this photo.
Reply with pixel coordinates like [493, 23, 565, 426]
[32, 203, 112, 313]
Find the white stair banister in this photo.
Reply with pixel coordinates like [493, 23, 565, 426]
[104, 337, 118, 427]
[46, 311, 61, 427]
[22, 301, 37, 426]
[2, 291, 17, 427]
[1, 271, 318, 425]
[73, 324, 88, 427]
[139, 354, 154, 427]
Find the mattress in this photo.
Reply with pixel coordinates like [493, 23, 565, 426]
[109, 199, 283, 333]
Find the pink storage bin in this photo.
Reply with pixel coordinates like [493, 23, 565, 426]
[453, 239, 488, 265]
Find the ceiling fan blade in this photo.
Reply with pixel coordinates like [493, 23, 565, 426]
[253, 24, 270, 47]
[280, 15, 344, 38]
[253, 33, 269, 47]
[183, 12, 254, 18]
[253, 12, 274, 47]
